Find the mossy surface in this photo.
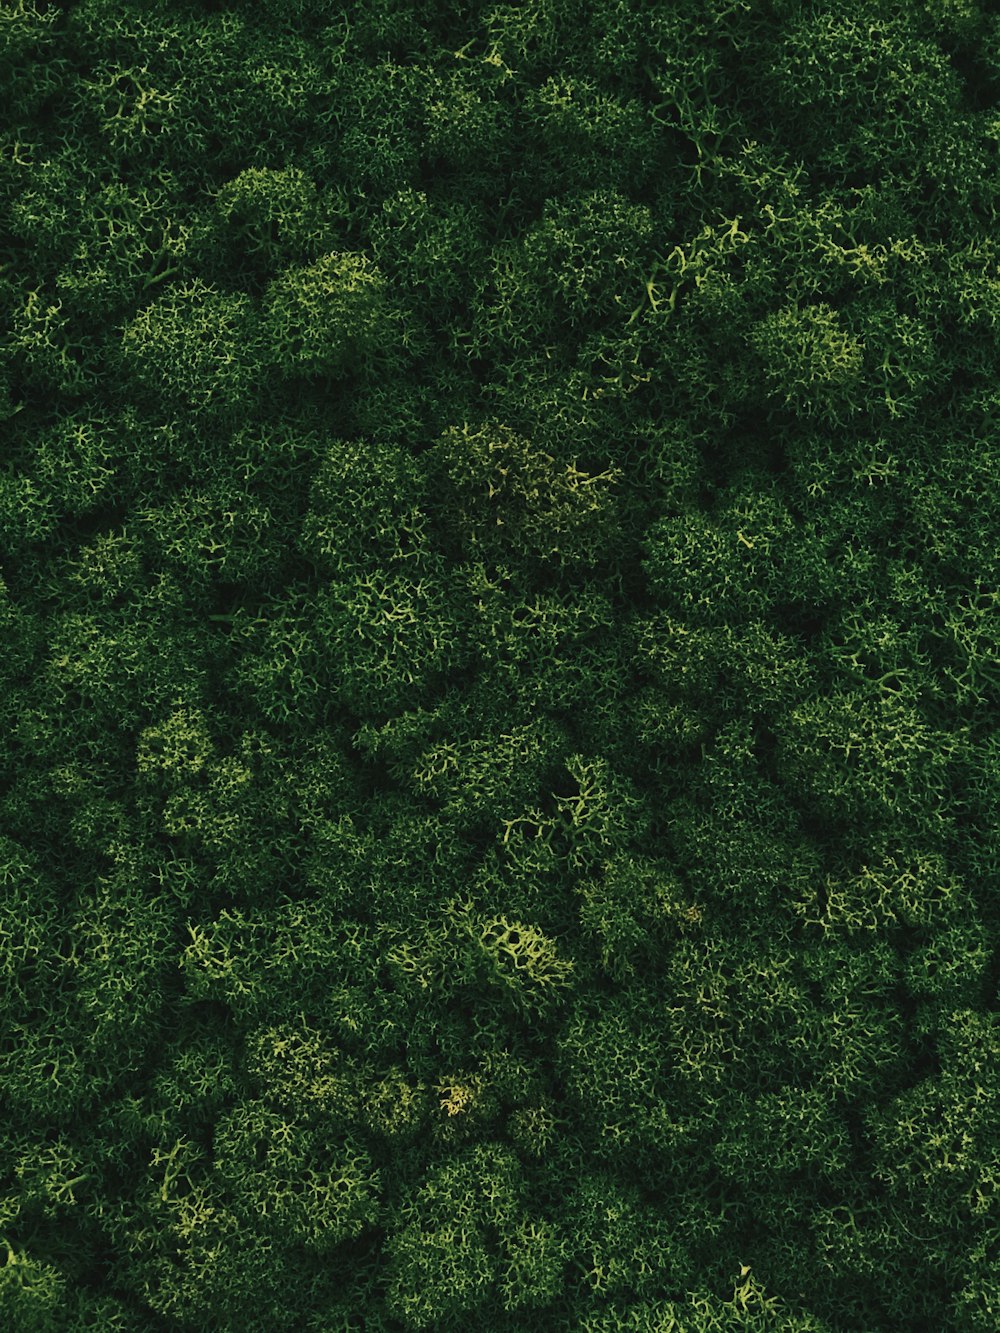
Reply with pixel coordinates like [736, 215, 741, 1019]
[0, 2, 997, 1328]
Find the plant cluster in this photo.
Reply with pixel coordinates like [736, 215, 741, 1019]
[1, 0, 997, 1329]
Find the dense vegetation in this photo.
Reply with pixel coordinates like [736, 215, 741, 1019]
[1, 0, 998, 1328]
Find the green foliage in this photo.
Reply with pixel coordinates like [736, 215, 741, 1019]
[137, 705, 214, 784]
[476, 915, 575, 1012]
[147, 1016, 236, 1136]
[561, 1170, 692, 1304]
[0, 1005, 96, 1126]
[244, 1020, 359, 1122]
[642, 481, 798, 624]
[213, 165, 328, 271]
[791, 845, 972, 935]
[117, 279, 261, 418]
[522, 76, 661, 194]
[475, 191, 656, 351]
[262, 251, 390, 379]
[796, 937, 907, 1097]
[748, 301, 865, 423]
[181, 894, 386, 1044]
[557, 987, 697, 1166]
[659, 936, 742, 1091]
[384, 894, 575, 1022]
[462, 563, 622, 717]
[0, 468, 56, 551]
[384, 1143, 557, 1329]
[774, 688, 958, 828]
[866, 1067, 996, 1232]
[478, 0, 592, 82]
[8, 287, 99, 396]
[123, 1136, 336, 1331]
[903, 915, 991, 1008]
[0, 836, 59, 1015]
[2, 2, 996, 1328]
[299, 435, 429, 577]
[180, 908, 273, 1022]
[0, 0, 57, 63]
[428, 421, 622, 568]
[45, 175, 199, 325]
[553, 752, 650, 871]
[0, 1243, 65, 1333]
[666, 734, 820, 911]
[369, 188, 487, 307]
[137, 484, 279, 592]
[762, 3, 963, 177]
[9, 1134, 93, 1227]
[402, 715, 569, 825]
[337, 61, 426, 195]
[314, 560, 471, 717]
[37, 579, 213, 743]
[576, 854, 702, 982]
[66, 4, 335, 179]
[223, 585, 326, 728]
[421, 65, 514, 183]
[67, 853, 175, 1065]
[213, 1099, 379, 1251]
[713, 1085, 851, 1184]
[30, 413, 120, 517]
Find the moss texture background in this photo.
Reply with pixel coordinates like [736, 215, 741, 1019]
[0, 1, 998, 1329]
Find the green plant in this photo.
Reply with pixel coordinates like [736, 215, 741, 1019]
[2, 1, 995, 1326]
[262, 251, 390, 379]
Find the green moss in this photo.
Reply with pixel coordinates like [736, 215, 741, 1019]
[1, 2, 995, 1328]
